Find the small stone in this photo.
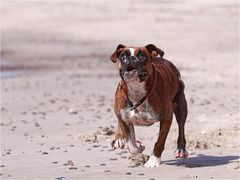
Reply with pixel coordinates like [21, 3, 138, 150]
[32, 112, 37, 115]
[49, 99, 55, 104]
[34, 122, 40, 127]
[126, 172, 132, 175]
[85, 165, 90, 168]
[110, 158, 117, 161]
[102, 127, 109, 132]
[100, 163, 106, 166]
[69, 167, 77, 170]
[42, 152, 48, 155]
[68, 108, 78, 114]
[55, 177, 66, 180]
[21, 120, 28, 124]
[67, 160, 74, 166]
[104, 130, 114, 136]
[121, 156, 127, 159]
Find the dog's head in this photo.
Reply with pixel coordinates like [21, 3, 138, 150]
[110, 44, 164, 83]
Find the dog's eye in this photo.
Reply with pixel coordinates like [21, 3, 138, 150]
[120, 53, 127, 61]
[138, 54, 146, 61]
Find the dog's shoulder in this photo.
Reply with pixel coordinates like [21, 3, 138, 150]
[153, 57, 181, 79]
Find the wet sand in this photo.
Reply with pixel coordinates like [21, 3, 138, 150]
[1, 0, 239, 179]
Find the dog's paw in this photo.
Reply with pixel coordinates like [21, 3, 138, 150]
[111, 138, 126, 149]
[127, 140, 145, 154]
[144, 155, 161, 168]
[175, 148, 188, 158]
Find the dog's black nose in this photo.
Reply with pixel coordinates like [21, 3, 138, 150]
[127, 56, 137, 61]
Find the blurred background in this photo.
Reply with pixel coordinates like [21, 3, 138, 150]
[1, 0, 239, 178]
[1, 0, 239, 116]
[1, 0, 238, 72]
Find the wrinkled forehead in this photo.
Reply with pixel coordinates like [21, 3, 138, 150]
[122, 47, 148, 56]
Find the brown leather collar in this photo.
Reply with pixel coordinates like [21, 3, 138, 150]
[123, 65, 156, 113]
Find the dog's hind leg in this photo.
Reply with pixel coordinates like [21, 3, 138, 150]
[174, 80, 188, 158]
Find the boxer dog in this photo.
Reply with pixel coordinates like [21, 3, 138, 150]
[110, 44, 188, 168]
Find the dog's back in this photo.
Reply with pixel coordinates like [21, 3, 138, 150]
[152, 57, 182, 101]
[153, 57, 181, 80]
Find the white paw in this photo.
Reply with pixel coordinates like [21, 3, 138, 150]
[112, 138, 126, 149]
[144, 155, 161, 168]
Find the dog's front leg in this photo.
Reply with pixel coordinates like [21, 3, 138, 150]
[111, 119, 145, 154]
[111, 117, 129, 149]
[144, 112, 173, 168]
[127, 123, 145, 154]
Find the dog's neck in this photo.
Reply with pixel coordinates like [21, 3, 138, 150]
[127, 81, 146, 103]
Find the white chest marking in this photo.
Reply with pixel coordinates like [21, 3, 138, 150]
[120, 101, 158, 126]
[120, 81, 158, 126]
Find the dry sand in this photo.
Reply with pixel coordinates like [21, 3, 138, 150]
[1, 0, 240, 179]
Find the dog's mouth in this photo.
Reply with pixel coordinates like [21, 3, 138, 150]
[122, 69, 138, 82]
[126, 64, 136, 72]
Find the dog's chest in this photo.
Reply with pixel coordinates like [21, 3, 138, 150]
[120, 82, 158, 126]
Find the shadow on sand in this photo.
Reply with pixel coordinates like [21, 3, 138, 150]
[163, 154, 240, 168]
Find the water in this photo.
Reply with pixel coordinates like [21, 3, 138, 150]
[0, 59, 27, 78]
[1, 70, 26, 78]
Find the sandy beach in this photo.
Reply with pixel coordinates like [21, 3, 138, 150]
[1, 0, 239, 179]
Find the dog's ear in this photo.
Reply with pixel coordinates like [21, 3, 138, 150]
[110, 44, 126, 63]
[145, 44, 164, 58]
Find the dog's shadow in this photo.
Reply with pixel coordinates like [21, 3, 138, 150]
[163, 154, 240, 168]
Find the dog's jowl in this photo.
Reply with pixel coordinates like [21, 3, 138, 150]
[110, 44, 188, 168]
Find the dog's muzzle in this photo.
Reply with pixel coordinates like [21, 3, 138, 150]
[120, 56, 148, 82]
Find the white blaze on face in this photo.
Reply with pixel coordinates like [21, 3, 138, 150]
[129, 47, 135, 56]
